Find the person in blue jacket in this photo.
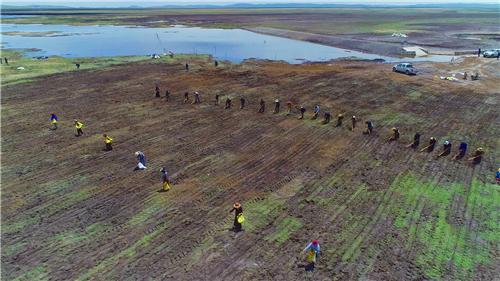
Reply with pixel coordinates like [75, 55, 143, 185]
[50, 113, 58, 130]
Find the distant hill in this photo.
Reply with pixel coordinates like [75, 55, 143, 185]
[1, 2, 498, 10]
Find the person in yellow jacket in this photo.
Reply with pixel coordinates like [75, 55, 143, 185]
[160, 167, 171, 191]
[103, 134, 113, 151]
[50, 113, 58, 130]
[74, 119, 84, 137]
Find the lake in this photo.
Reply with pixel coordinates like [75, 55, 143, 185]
[1, 23, 452, 63]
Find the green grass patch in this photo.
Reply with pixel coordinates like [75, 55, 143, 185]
[12, 265, 49, 281]
[390, 173, 499, 280]
[265, 216, 303, 244]
[2, 241, 28, 257]
[0, 49, 209, 86]
[77, 226, 165, 281]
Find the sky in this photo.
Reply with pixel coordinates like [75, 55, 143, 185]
[2, 0, 498, 4]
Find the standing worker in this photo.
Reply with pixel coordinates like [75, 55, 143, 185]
[496, 168, 500, 184]
[312, 105, 320, 120]
[299, 106, 306, 120]
[336, 113, 344, 127]
[214, 60, 219, 67]
[165, 90, 170, 101]
[258, 99, 265, 113]
[50, 113, 59, 130]
[229, 202, 244, 232]
[286, 101, 292, 115]
[215, 94, 220, 106]
[4, 57, 8, 65]
[437, 140, 452, 157]
[303, 240, 320, 272]
[322, 112, 331, 124]
[184, 92, 190, 104]
[74, 119, 84, 137]
[225, 97, 232, 109]
[478, 48, 481, 57]
[351, 115, 357, 131]
[388, 127, 400, 142]
[240, 96, 246, 109]
[364, 120, 374, 135]
[155, 85, 160, 98]
[420, 137, 437, 152]
[103, 134, 113, 151]
[160, 167, 171, 191]
[185, 63, 189, 72]
[406, 132, 421, 148]
[274, 99, 280, 114]
[193, 91, 201, 104]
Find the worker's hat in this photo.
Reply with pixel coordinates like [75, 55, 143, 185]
[312, 240, 319, 245]
[233, 202, 241, 208]
[135, 151, 140, 156]
[275, 99, 279, 102]
[478, 147, 484, 151]
[352, 115, 356, 118]
[392, 127, 397, 131]
[430, 137, 435, 140]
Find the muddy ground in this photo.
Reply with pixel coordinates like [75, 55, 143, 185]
[1, 57, 499, 280]
[3, 8, 499, 57]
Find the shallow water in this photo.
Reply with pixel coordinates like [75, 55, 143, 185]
[1, 23, 453, 63]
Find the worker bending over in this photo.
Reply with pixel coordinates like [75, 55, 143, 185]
[406, 133, 421, 148]
[437, 141, 452, 157]
[388, 127, 400, 142]
[323, 112, 331, 124]
[364, 120, 374, 135]
[184, 92, 190, 103]
[454, 142, 468, 160]
[468, 147, 484, 164]
[420, 137, 437, 152]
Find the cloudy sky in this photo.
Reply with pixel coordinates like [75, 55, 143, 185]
[2, 0, 497, 4]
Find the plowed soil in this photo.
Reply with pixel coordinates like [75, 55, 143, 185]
[1, 57, 499, 280]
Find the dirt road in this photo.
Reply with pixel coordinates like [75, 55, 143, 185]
[1, 57, 498, 280]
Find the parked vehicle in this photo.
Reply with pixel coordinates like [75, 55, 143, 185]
[483, 49, 500, 58]
[392, 63, 417, 75]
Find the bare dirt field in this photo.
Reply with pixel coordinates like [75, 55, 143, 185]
[1, 57, 499, 280]
[3, 8, 499, 56]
